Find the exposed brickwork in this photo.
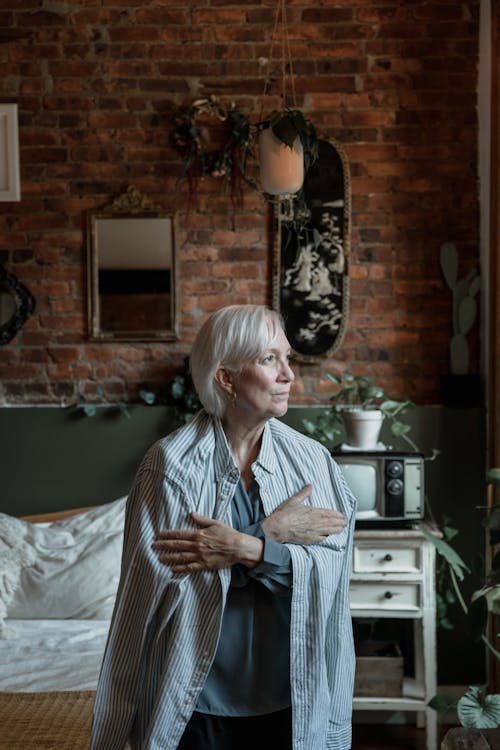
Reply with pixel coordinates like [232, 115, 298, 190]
[0, 1, 480, 406]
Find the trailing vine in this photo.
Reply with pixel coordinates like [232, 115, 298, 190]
[173, 96, 256, 209]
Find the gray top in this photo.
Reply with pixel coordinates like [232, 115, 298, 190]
[195, 477, 292, 716]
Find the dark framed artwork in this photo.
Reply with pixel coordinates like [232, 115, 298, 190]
[272, 137, 351, 362]
[0, 264, 35, 345]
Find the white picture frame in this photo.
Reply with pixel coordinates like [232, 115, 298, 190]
[0, 104, 20, 202]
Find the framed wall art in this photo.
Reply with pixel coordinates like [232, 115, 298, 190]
[0, 104, 21, 202]
[272, 137, 351, 362]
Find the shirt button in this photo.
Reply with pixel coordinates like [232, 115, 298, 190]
[185, 696, 193, 704]
[219, 494, 228, 501]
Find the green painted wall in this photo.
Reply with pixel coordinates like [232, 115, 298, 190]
[0, 404, 487, 686]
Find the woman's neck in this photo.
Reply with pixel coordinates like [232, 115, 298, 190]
[221, 415, 265, 488]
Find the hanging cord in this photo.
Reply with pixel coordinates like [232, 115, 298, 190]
[281, 0, 297, 108]
[261, 0, 297, 117]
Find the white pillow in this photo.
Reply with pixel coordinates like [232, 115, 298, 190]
[0, 497, 126, 635]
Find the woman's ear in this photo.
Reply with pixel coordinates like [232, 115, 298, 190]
[214, 366, 234, 397]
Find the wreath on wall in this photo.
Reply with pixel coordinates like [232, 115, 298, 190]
[173, 96, 256, 209]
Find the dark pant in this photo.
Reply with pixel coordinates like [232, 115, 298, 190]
[177, 707, 293, 750]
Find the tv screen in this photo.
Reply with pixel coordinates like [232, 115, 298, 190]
[338, 462, 378, 517]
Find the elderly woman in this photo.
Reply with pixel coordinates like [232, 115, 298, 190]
[90, 304, 356, 750]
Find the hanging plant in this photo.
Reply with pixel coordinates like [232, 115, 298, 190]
[256, 0, 320, 234]
[173, 96, 256, 209]
[256, 107, 319, 238]
[260, 108, 318, 176]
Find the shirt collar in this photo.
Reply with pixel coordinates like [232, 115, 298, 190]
[213, 416, 240, 483]
[254, 420, 277, 474]
[212, 416, 278, 481]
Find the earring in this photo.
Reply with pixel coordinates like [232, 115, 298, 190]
[230, 390, 237, 405]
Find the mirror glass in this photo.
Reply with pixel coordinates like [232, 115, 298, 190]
[0, 287, 15, 324]
[272, 138, 351, 362]
[87, 187, 179, 341]
[0, 264, 36, 345]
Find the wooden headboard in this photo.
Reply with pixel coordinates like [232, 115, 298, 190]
[20, 506, 96, 523]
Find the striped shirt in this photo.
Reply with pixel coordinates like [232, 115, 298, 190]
[90, 411, 357, 750]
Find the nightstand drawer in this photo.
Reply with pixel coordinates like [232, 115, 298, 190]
[353, 544, 421, 574]
[349, 582, 420, 611]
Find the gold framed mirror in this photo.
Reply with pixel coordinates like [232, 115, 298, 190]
[272, 137, 351, 362]
[87, 186, 179, 342]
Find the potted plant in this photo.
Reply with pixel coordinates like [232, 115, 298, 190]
[426, 467, 500, 732]
[302, 371, 415, 451]
[258, 109, 318, 194]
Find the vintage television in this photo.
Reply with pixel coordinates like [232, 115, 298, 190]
[333, 450, 425, 523]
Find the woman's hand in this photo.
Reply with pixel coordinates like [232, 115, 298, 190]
[261, 484, 346, 544]
[152, 513, 264, 573]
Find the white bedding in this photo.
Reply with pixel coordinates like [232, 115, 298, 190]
[0, 619, 110, 692]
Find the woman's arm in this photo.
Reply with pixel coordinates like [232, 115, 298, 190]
[152, 514, 265, 573]
[260, 483, 346, 543]
[152, 484, 346, 574]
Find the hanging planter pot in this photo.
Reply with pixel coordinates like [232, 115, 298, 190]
[258, 125, 304, 196]
[257, 109, 318, 198]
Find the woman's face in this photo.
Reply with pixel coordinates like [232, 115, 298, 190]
[230, 327, 295, 422]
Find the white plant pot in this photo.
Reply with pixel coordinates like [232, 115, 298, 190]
[341, 409, 384, 450]
[258, 127, 304, 195]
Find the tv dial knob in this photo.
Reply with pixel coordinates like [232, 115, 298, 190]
[386, 460, 404, 478]
[386, 478, 403, 495]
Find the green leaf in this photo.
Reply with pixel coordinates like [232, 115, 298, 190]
[457, 687, 500, 728]
[119, 403, 131, 420]
[485, 504, 500, 531]
[139, 390, 157, 405]
[419, 526, 470, 580]
[429, 692, 458, 714]
[487, 468, 500, 487]
[327, 374, 342, 386]
[443, 524, 459, 542]
[271, 115, 299, 149]
[380, 399, 404, 413]
[171, 376, 186, 400]
[390, 421, 411, 437]
[473, 585, 500, 615]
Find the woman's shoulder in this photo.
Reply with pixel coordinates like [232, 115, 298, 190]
[142, 411, 215, 478]
[268, 417, 331, 456]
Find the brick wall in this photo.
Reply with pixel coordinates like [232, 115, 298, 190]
[0, 1, 480, 407]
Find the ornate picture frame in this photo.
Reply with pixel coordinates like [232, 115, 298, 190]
[87, 186, 179, 342]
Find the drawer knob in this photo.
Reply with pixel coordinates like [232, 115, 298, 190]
[383, 554, 393, 562]
[384, 590, 394, 599]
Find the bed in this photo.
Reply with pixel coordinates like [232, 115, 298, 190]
[0, 498, 127, 750]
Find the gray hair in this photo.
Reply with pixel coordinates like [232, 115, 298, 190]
[190, 304, 285, 417]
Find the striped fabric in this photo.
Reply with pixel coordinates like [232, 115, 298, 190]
[90, 411, 356, 750]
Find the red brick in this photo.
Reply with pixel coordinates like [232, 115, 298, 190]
[0, 0, 481, 407]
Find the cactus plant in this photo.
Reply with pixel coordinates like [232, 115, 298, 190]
[439, 242, 480, 375]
